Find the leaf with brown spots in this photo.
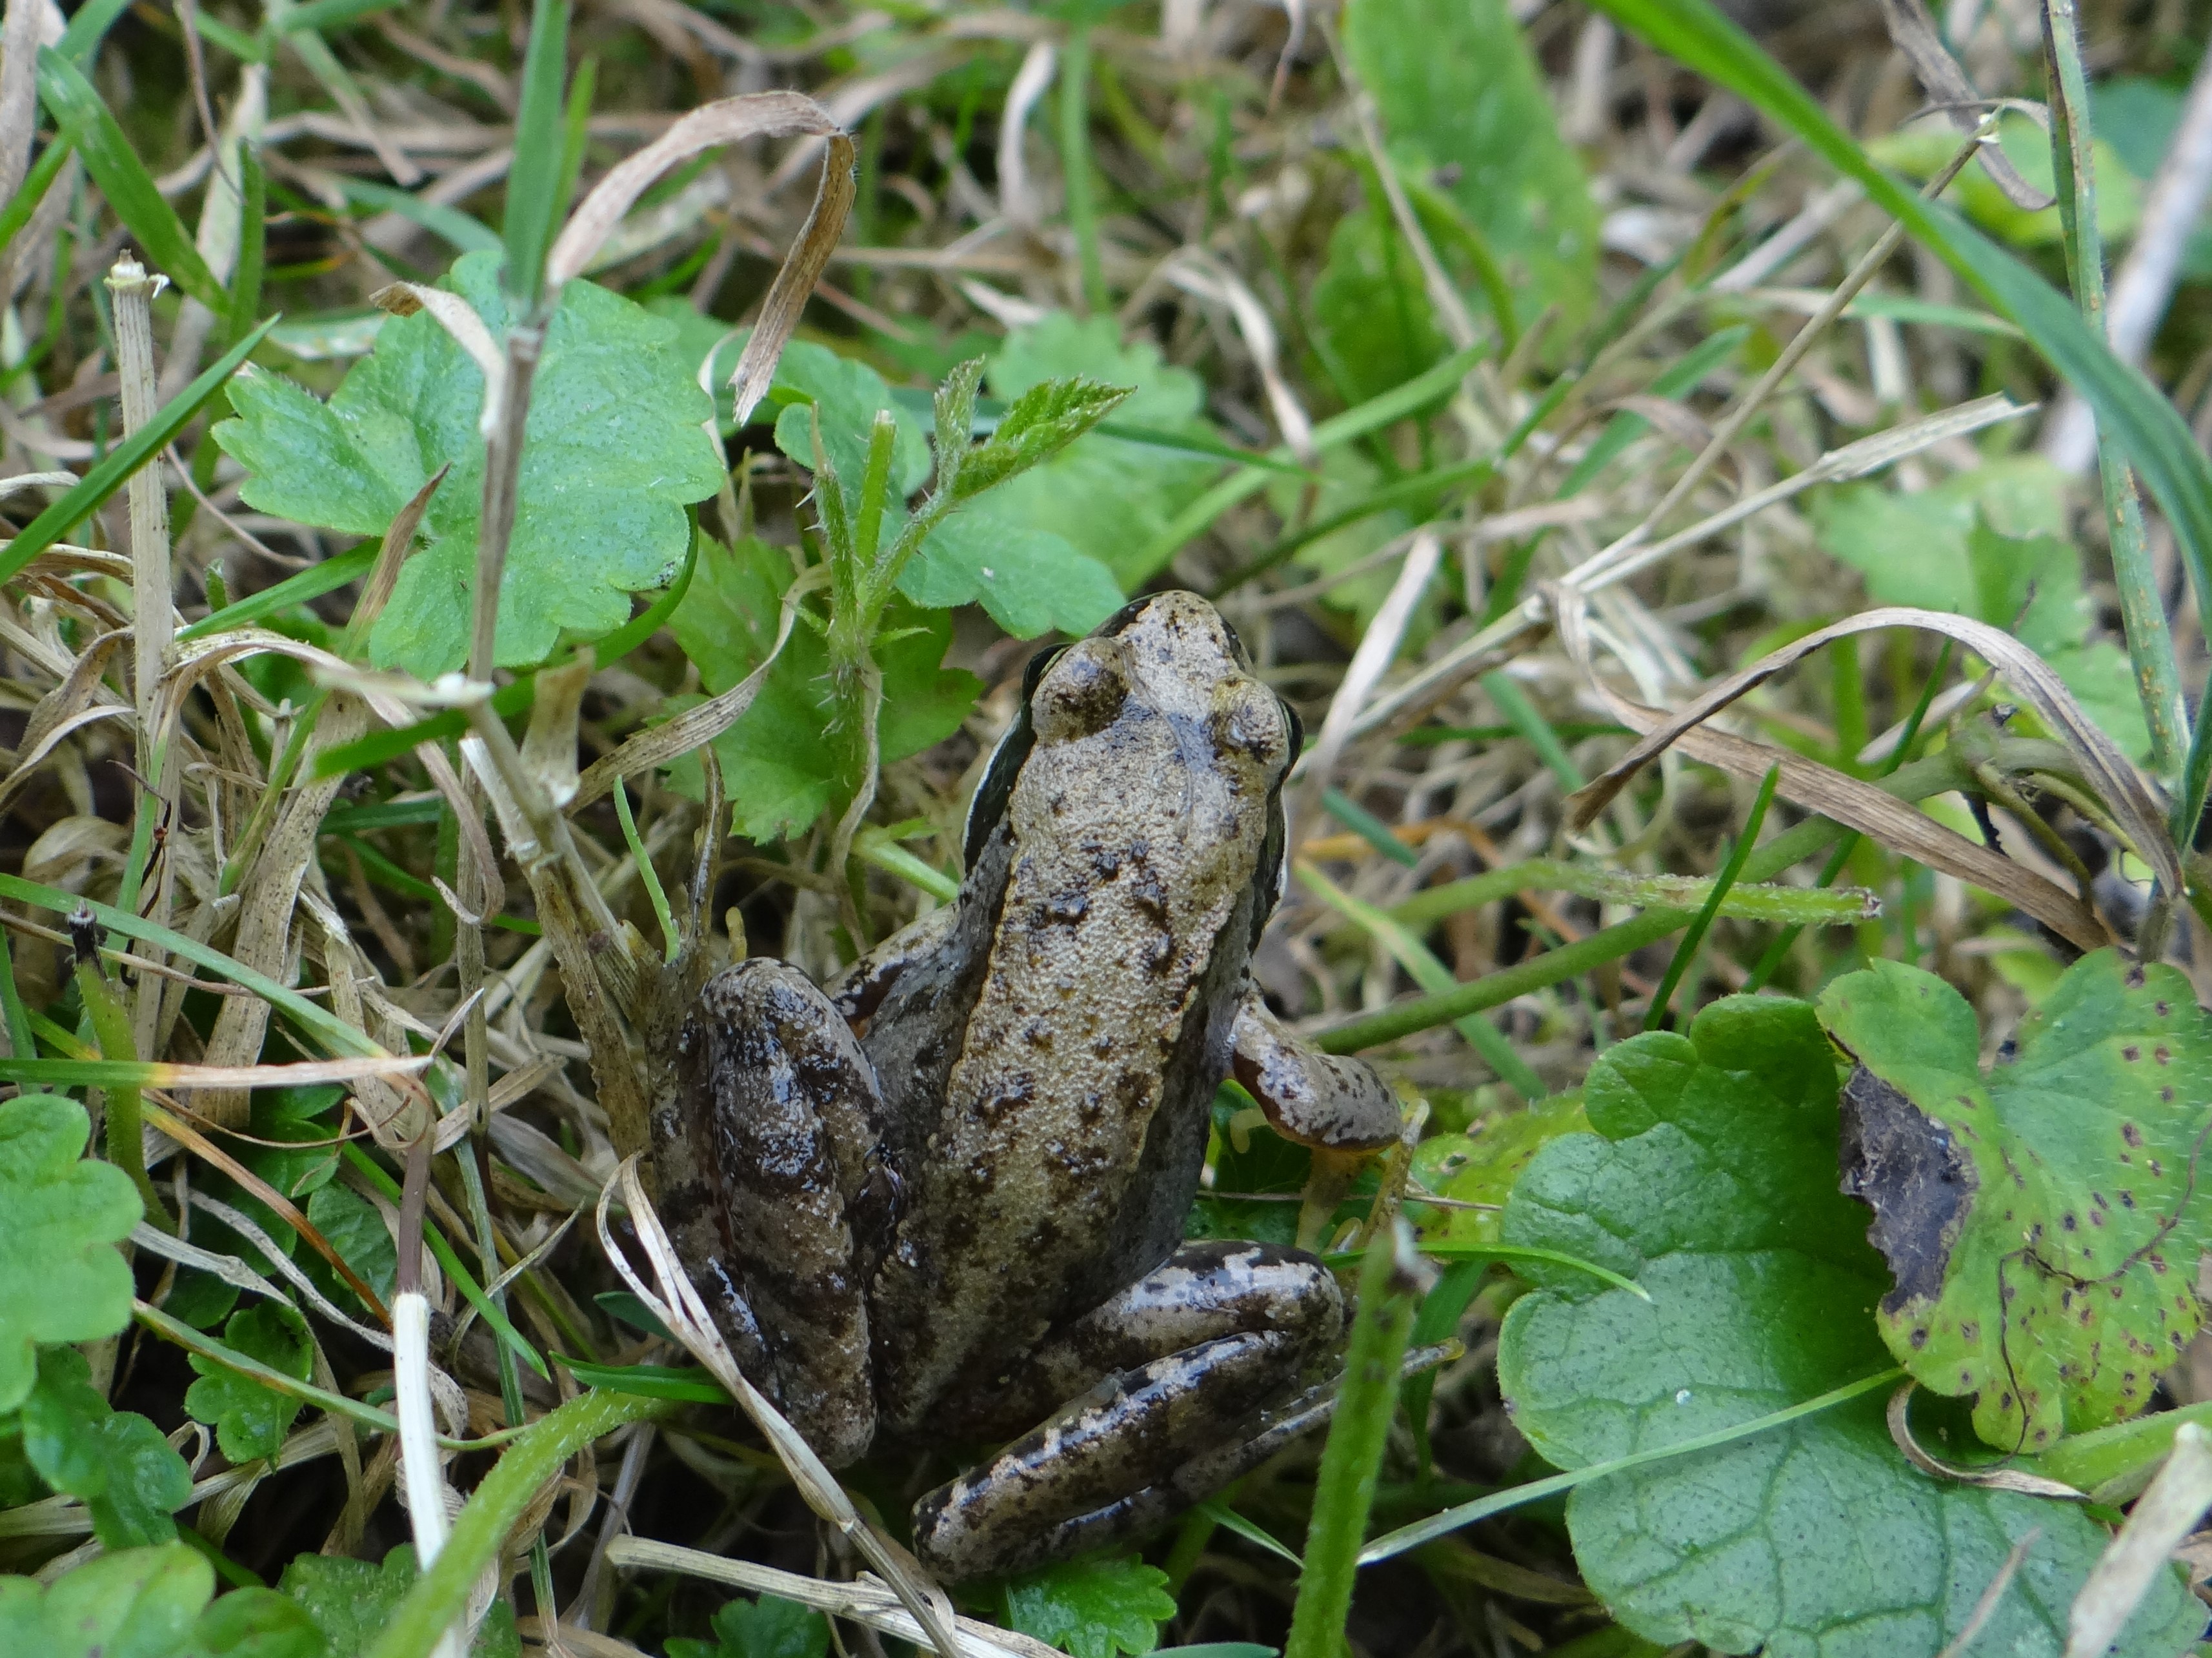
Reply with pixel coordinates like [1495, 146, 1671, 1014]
[1821, 950, 2212, 1453]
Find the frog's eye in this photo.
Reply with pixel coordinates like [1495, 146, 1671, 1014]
[1022, 641, 1072, 701]
[1094, 597, 1152, 639]
[1217, 614, 1250, 668]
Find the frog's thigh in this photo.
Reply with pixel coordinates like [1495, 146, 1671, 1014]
[1230, 983, 1402, 1152]
[912, 1242, 1342, 1580]
[668, 959, 883, 1466]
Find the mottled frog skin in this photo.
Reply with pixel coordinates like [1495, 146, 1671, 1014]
[651, 592, 1400, 1579]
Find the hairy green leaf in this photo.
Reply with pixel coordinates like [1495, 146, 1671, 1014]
[954, 375, 1131, 500]
[1496, 994, 2198, 1658]
[186, 1302, 314, 1463]
[1820, 952, 2212, 1451]
[1003, 1555, 1179, 1658]
[0, 1095, 139, 1410]
[213, 249, 720, 676]
[21, 1348, 192, 1549]
[278, 1548, 515, 1658]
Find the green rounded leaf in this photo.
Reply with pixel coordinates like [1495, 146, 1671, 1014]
[186, 1301, 314, 1463]
[213, 249, 721, 677]
[1819, 951, 2212, 1451]
[1498, 994, 2201, 1658]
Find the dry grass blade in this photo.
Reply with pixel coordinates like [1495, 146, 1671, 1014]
[595, 1159, 963, 1658]
[1551, 588, 2111, 952]
[1874, 0, 2051, 208]
[1886, 1383, 2084, 1498]
[1934, 1530, 2041, 1658]
[2065, 1423, 2212, 1656]
[544, 92, 854, 427]
[604, 1538, 1063, 1658]
[1560, 597, 2178, 900]
[567, 570, 807, 812]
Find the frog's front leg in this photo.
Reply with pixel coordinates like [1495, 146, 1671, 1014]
[1229, 983, 1403, 1152]
[909, 1241, 1345, 1580]
[656, 959, 895, 1466]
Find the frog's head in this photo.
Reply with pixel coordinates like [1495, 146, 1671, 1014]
[963, 592, 1303, 888]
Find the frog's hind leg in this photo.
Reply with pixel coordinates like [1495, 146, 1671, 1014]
[910, 1240, 1345, 1580]
[654, 959, 892, 1467]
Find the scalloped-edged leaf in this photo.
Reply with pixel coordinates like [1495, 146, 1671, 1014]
[21, 1348, 192, 1549]
[906, 504, 1123, 639]
[1496, 994, 2200, 1658]
[212, 249, 721, 677]
[185, 1301, 313, 1463]
[1819, 951, 2212, 1452]
[1003, 1555, 1179, 1658]
[0, 1094, 139, 1410]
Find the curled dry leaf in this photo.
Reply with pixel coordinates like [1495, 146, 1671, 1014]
[543, 92, 855, 426]
[1885, 1382, 2086, 1499]
[1549, 586, 2113, 953]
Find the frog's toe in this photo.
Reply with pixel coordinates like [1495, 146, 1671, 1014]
[1231, 984, 1401, 1151]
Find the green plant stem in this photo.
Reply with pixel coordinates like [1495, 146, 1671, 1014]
[2042, 0, 2187, 781]
[365, 1388, 673, 1658]
[74, 948, 171, 1230]
[1059, 24, 1107, 315]
[1645, 764, 1778, 1030]
[1284, 1226, 1422, 1658]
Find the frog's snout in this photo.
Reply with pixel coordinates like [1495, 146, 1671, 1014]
[1030, 636, 1134, 743]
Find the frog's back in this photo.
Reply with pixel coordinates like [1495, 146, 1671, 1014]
[869, 594, 1292, 1433]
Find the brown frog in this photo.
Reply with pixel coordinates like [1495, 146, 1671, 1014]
[651, 591, 1400, 1579]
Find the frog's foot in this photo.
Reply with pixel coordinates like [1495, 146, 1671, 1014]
[1230, 984, 1402, 1152]
[656, 959, 895, 1467]
[909, 1241, 1344, 1581]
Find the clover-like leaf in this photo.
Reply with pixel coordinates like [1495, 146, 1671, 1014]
[905, 504, 1123, 639]
[214, 248, 721, 677]
[0, 1093, 139, 1410]
[1496, 994, 2200, 1658]
[0, 1542, 213, 1656]
[1003, 1555, 1179, 1658]
[1819, 951, 2212, 1453]
[186, 1301, 313, 1463]
[21, 1346, 192, 1549]
[666, 536, 978, 842]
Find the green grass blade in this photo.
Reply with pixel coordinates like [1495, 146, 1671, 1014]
[504, 0, 574, 306]
[1321, 788, 1419, 867]
[332, 176, 500, 255]
[1644, 764, 1779, 1030]
[2, 317, 277, 582]
[35, 49, 225, 308]
[0, 138, 72, 259]
[55, 0, 132, 63]
[1356, 1366, 1904, 1566]
[1060, 25, 1108, 315]
[177, 544, 376, 643]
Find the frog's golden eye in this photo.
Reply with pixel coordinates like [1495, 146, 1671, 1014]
[1021, 642, 1072, 702]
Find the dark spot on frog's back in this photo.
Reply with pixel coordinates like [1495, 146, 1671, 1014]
[1838, 1065, 1976, 1314]
[1043, 891, 1089, 925]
